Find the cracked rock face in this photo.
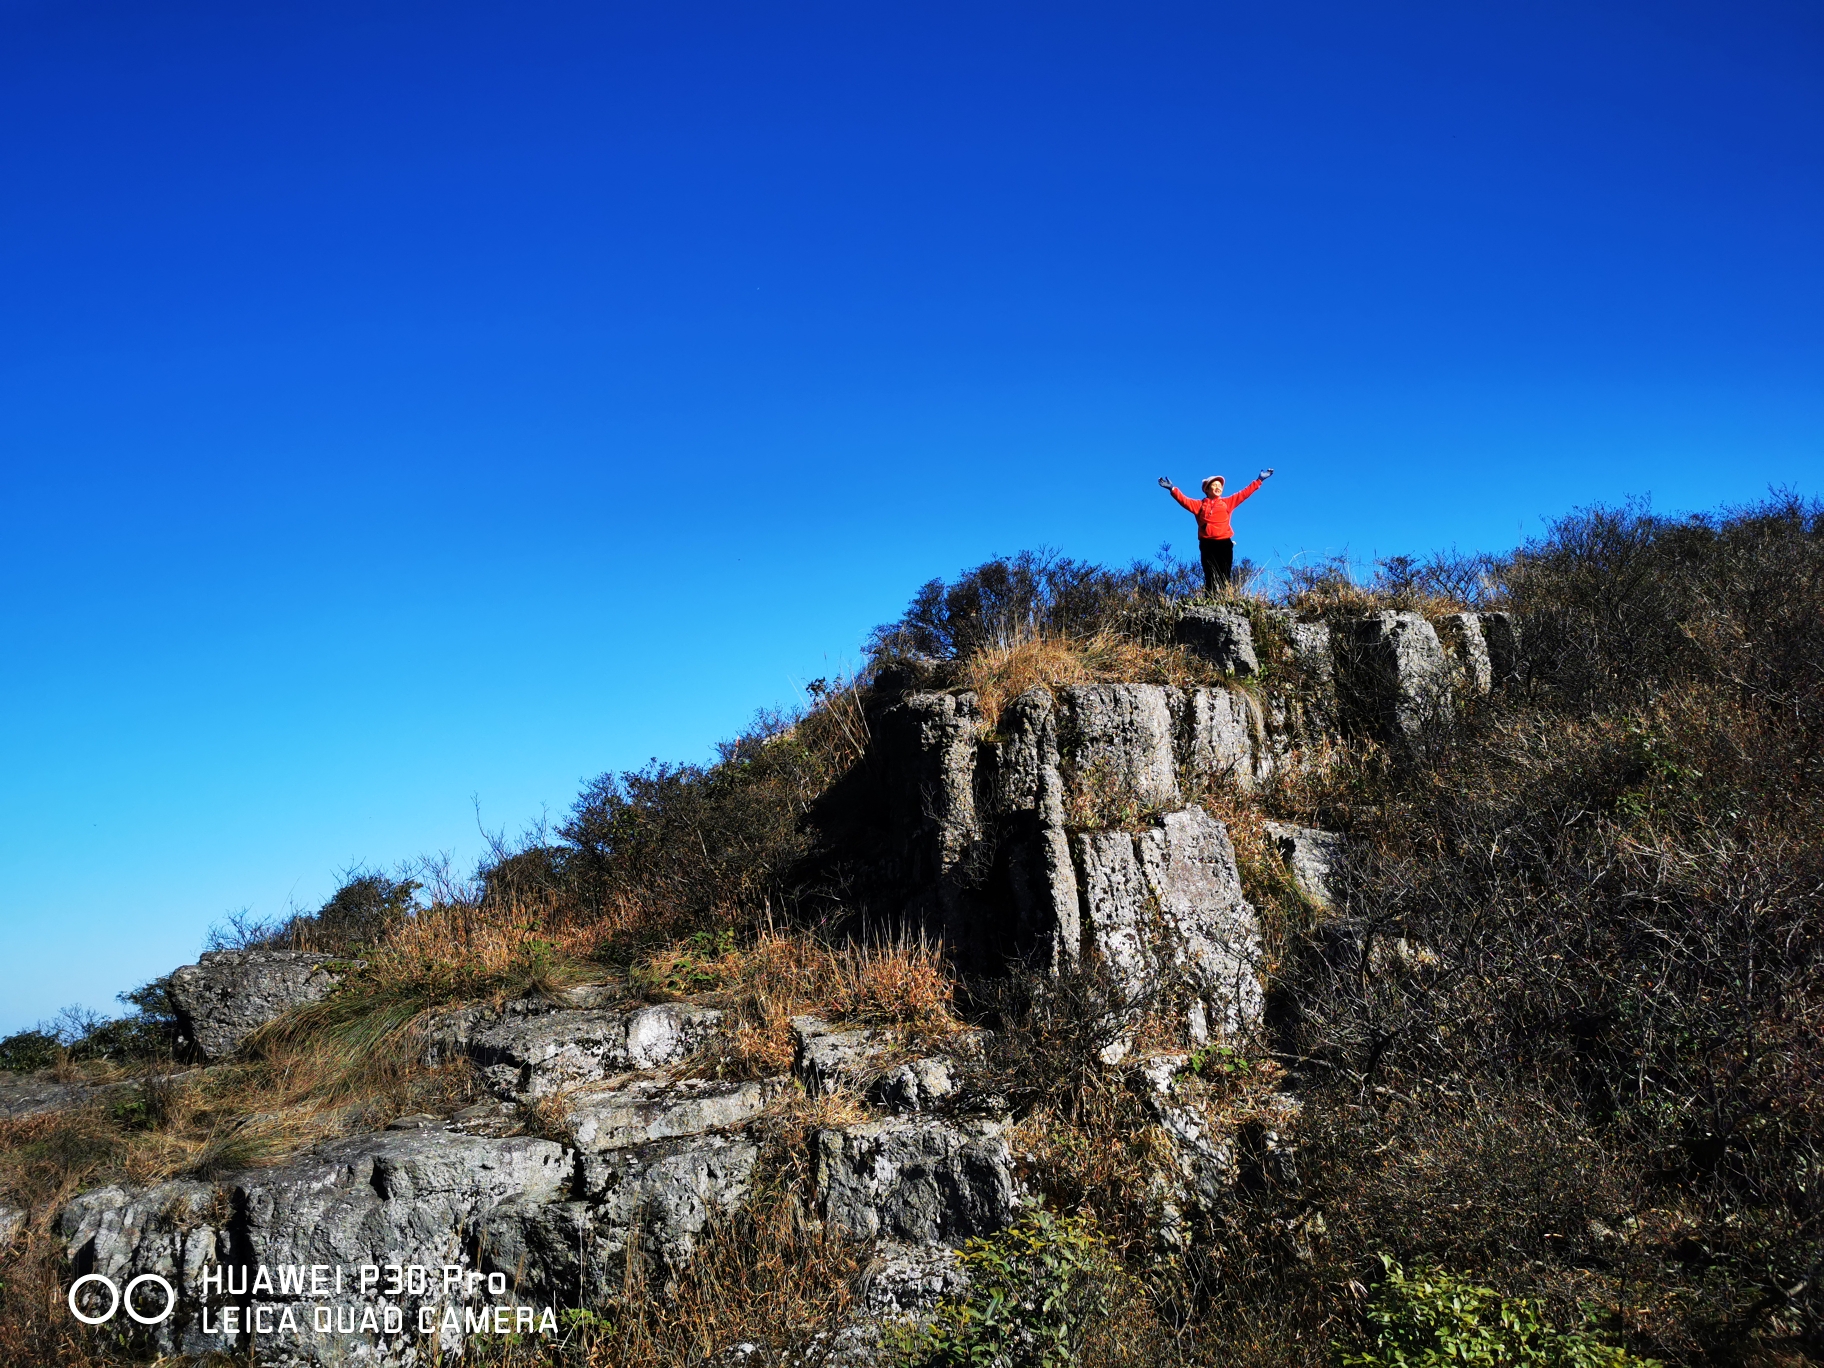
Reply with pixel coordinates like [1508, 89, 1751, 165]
[1182, 686, 1267, 791]
[166, 951, 357, 1060]
[1072, 807, 1264, 1052]
[814, 1117, 1017, 1245]
[491, 1132, 761, 1305]
[1055, 684, 1182, 813]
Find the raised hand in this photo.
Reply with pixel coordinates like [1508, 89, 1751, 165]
[1157, 476, 1173, 490]
[1259, 468, 1275, 480]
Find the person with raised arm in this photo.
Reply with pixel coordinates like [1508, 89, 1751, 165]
[1158, 469, 1275, 593]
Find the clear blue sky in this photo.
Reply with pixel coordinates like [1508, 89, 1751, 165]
[3, 1, 1820, 1033]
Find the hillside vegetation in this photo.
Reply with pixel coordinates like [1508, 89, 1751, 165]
[2, 494, 1820, 1368]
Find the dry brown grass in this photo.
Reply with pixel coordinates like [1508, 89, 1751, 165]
[667, 930, 961, 1077]
[959, 630, 1230, 731]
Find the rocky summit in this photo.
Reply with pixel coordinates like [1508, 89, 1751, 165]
[11, 502, 1822, 1368]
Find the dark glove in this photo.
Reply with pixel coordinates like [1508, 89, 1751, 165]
[1157, 476, 1173, 490]
[1259, 468, 1274, 480]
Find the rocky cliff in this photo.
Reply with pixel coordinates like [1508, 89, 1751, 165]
[43, 604, 1521, 1366]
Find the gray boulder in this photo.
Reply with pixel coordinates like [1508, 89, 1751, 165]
[1262, 821, 1347, 911]
[0, 1074, 140, 1121]
[814, 1117, 1017, 1244]
[0, 1202, 25, 1244]
[1287, 619, 1335, 687]
[62, 1128, 572, 1363]
[1174, 607, 1258, 676]
[1336, 611, 1450, 739]
[61, 1112, 768, 1364]
[792, 1016, 898, 1098]
[863, 1242, 970, 1316]
[791, 1017, 982, 1113]
[495, 1132, 762, 1299]
[166, 951, 357, 1059]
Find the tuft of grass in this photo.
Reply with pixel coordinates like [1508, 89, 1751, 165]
[648, 930, 963, 1078]
[960, 630, 1232, 732]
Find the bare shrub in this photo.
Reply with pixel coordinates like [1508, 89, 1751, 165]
[870, 547, 1199, 661]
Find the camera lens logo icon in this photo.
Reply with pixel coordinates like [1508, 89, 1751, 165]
[68, 1273, 175, 1326]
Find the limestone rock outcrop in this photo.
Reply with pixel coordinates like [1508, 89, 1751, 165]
[166, 951, 358, 1060]
[53, 602, 1538, 1366]
[1074, 807, 1263, 1051]
[814, 1117, 1017, 1244]
[462, 1002, 723, 1098]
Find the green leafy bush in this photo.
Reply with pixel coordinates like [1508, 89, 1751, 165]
[902, 1209, 1120, 1368]
[0, 1029, 58, 1073]
[1340, 1258, 1660, 1368]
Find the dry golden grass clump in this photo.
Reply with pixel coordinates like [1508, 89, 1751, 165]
[958, 629, 1233, 731]
[626, 929, 961, 1077]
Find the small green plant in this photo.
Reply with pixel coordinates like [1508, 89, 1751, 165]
[632, 928, 737, 998]
[559, 1306, 615, 1345]
[1188, 1042, 1252, 1077]
[1339, 1256, 1660, 1368]
[900, 1208, 1120, 1368]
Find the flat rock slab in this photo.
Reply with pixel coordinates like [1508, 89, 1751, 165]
[0, 1075, 125, 1120]
[468, 1002, 724, 1098]
[166, 950, 358, 1060]
[791, 1017, 985, 1113]
[0, 1070, 202, 1121]
[563, 1074, 769, 1151]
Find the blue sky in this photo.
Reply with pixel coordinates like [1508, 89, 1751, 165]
[2, 0, 1820, 1032]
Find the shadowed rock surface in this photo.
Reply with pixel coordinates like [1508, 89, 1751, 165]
[1174, 605, 1259, 676]
[1263, 820, 1347, 911]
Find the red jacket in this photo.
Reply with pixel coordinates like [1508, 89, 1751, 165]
[1171, 480, 1262, 540]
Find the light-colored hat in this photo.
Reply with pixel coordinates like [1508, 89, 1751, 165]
[1200, 475, 1225, 493]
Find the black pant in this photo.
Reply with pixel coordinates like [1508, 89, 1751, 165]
[1199, 537, 1234, 592]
